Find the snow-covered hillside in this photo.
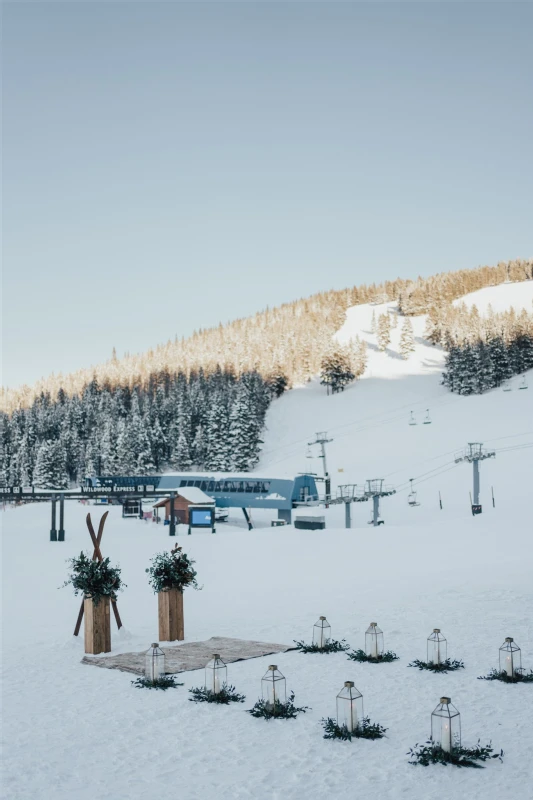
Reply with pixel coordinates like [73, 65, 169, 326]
[2, 282, 533, 800]
[259, 283, 533, 528]
[453, 279, 533, 314]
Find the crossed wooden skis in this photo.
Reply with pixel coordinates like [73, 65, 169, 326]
[73, 511, 123, 636]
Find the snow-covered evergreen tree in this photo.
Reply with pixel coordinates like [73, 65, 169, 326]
[376, 314, 391, 351]
[399, 317, 416, 359]
[33, 440, 68, 488]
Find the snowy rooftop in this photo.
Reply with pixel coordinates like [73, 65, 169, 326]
[176, 486, 215, 505]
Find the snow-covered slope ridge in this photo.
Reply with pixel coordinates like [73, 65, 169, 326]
[259, 282, 533, 527]
[453, 279, 533, 313]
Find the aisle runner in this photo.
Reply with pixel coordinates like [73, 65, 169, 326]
[81, 636, 293, 675]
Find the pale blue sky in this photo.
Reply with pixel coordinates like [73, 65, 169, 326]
[3, 2, 532, 389]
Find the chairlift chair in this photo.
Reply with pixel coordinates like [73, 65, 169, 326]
[518, 375, 528, 390]
[305, 447, 314, 459]
[408, 479, 420, 507]
[409, 411, 417, 426]
[423, 409, 432, 425]
[502, 381, 512, 392]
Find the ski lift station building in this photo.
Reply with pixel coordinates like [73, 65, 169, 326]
[85, 473, 320, 524]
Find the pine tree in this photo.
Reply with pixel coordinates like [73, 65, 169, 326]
[205, 394, 230, 470]
[399, 317, 416, 359]
[320, 345, 356, 394]
[376, 314, 391, 351]
[33, 440, 68, 488]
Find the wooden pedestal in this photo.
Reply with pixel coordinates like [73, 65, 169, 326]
[84, 596, 111, 654]
[158, 589, 184, 642]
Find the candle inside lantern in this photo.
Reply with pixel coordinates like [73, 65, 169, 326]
[504, 653, 513, 678]
[370, 624, 378, 658]
[441, 720, 452, 753]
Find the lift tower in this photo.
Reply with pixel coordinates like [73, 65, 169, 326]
[364, 479, 396, 526]
[308, 432, 333, 504]
[454, 442, 495, 515]
[331, 485, 369, 528]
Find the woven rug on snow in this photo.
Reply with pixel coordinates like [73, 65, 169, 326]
[81, 636, 294, 675]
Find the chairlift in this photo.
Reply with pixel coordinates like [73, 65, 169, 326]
[518, 375, 528, 390]
[409, 411, 417, 426]
[305, 447, 313, 459]
[502, 381, 512, 392]
[423, 409, 432, 425]
[408, 478, 420, 507]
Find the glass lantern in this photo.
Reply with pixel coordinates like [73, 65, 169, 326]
[205, 654, 227, 695]
[499, 637, 521, 678]
[313, 616, 331, 649]
[336, 681, 363, 733]
[431, 697, 461, 753]
[427, 629, 447, 665]
[145, 643, 165, 681]
[365, 622, 384, 659]
[261, 665, 286, 710]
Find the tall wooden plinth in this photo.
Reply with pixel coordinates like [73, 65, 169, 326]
[84, 596, 111, 654]
[158, 589, 184, 642]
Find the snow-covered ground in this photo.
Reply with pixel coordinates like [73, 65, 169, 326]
[453, 279, 533, 313]
[2, 282, 533, 800]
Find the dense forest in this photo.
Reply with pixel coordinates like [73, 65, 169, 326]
[0, 370, 272, 487]
[440, 305, 533, 395]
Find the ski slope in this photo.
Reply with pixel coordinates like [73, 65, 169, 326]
[259, 284, 533, 528]
[2, 283, 533, 800]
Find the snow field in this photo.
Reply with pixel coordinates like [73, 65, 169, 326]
[2, 501, 532, 800]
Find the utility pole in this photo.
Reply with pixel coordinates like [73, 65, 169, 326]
[308, 432, 333, 505]
[454, 443, 495, 515]
[364, 479, 396, 526]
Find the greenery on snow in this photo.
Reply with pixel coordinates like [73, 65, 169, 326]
[347, 649, 399, 663]
[62, 552, 125, 605]
[408, 740, 504, 768]
[321, 717, 387, 741]
[132, 675, 184, 690]
[146, 548, 199, 593]
[293, 639, 350, 654]
[408, 658, 465, 673]
[477, 668, 533, 683]
[247, 692, 310, 720]
[189, 685, 246, 704]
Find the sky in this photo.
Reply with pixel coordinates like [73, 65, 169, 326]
[2, 1, 532, 390]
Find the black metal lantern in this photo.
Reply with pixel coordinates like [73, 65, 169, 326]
[205, 653, 227, 695]
[336, 681, 363, 732]
[145, 643, 165, 681]
[499, 637, 521, 678]
[431, 697, 461, 753]
[313, 616, 331, 649]
[261, 665, 286, 709]
[427, 629, 447, 665]
[365, 622, 384, 659]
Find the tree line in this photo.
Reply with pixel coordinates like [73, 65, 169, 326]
[2, 258, 531, 413]
[0, 369, 273, 488]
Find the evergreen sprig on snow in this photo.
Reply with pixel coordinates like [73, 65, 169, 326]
[293, 639, 350, 654]
[62, 552, 125, 606]
[189, 685, 246, 704]
[247, 691, 309, 720]
[347, 649, 399, 663]
[146, 548, 198, 593]
[132, 675, 183, 690]
[321, 717, 387, 740]
[408, 658, 464, 673]
[477, 668, 533, 684]
[408, 739, 503, 768]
